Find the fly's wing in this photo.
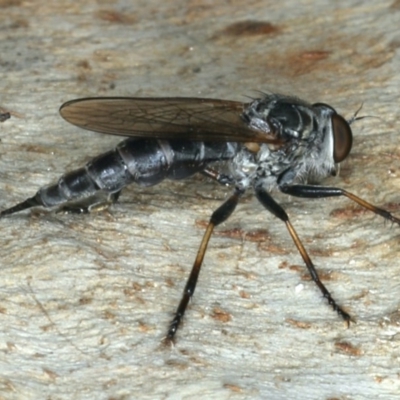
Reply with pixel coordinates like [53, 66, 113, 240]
[59, 97, 280, 143]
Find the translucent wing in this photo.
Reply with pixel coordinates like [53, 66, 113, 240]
[59, 97, 279, 143]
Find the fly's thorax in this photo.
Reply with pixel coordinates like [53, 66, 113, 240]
[231, 144, 291, 191]
[230, 145, 259, 189]
[275, 108, 339, 186]
[235, 95, 352, 189]
[253, 104, 337, 187]
[243, 94, 316, 141]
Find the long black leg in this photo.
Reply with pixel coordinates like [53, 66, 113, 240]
[279, 184, 400, 224]
[255, 185, 353, 325]
[166, 187, 244, 343]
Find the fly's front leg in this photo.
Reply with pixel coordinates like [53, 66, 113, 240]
[166, 187, 244, 343]
[255, 185, 353, 325]
[279, 184, 400, 224]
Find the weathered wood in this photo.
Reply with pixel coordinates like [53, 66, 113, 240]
[0, 1, 399, 399]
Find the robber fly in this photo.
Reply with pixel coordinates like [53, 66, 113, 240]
[1, 94, 399, 343]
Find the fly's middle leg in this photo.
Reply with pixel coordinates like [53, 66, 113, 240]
[166, 187, 244, 343]
[255, 184, 354, 325]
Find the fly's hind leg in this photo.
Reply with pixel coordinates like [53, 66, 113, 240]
[57, 190, 122, 214]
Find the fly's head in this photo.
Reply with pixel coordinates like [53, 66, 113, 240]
[309, 102, 353, 178]
[311, 103, 353, 161]
[243, 95, 353, 186]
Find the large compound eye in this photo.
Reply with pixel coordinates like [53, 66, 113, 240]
[332, 114, 353, 162]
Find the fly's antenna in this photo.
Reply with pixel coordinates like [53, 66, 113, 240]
[347, 103, 363, 125]
[347, 103, 382, 125]
[242, 89, 275, 102]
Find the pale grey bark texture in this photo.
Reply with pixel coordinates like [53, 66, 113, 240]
[1, 1, 400, 399]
